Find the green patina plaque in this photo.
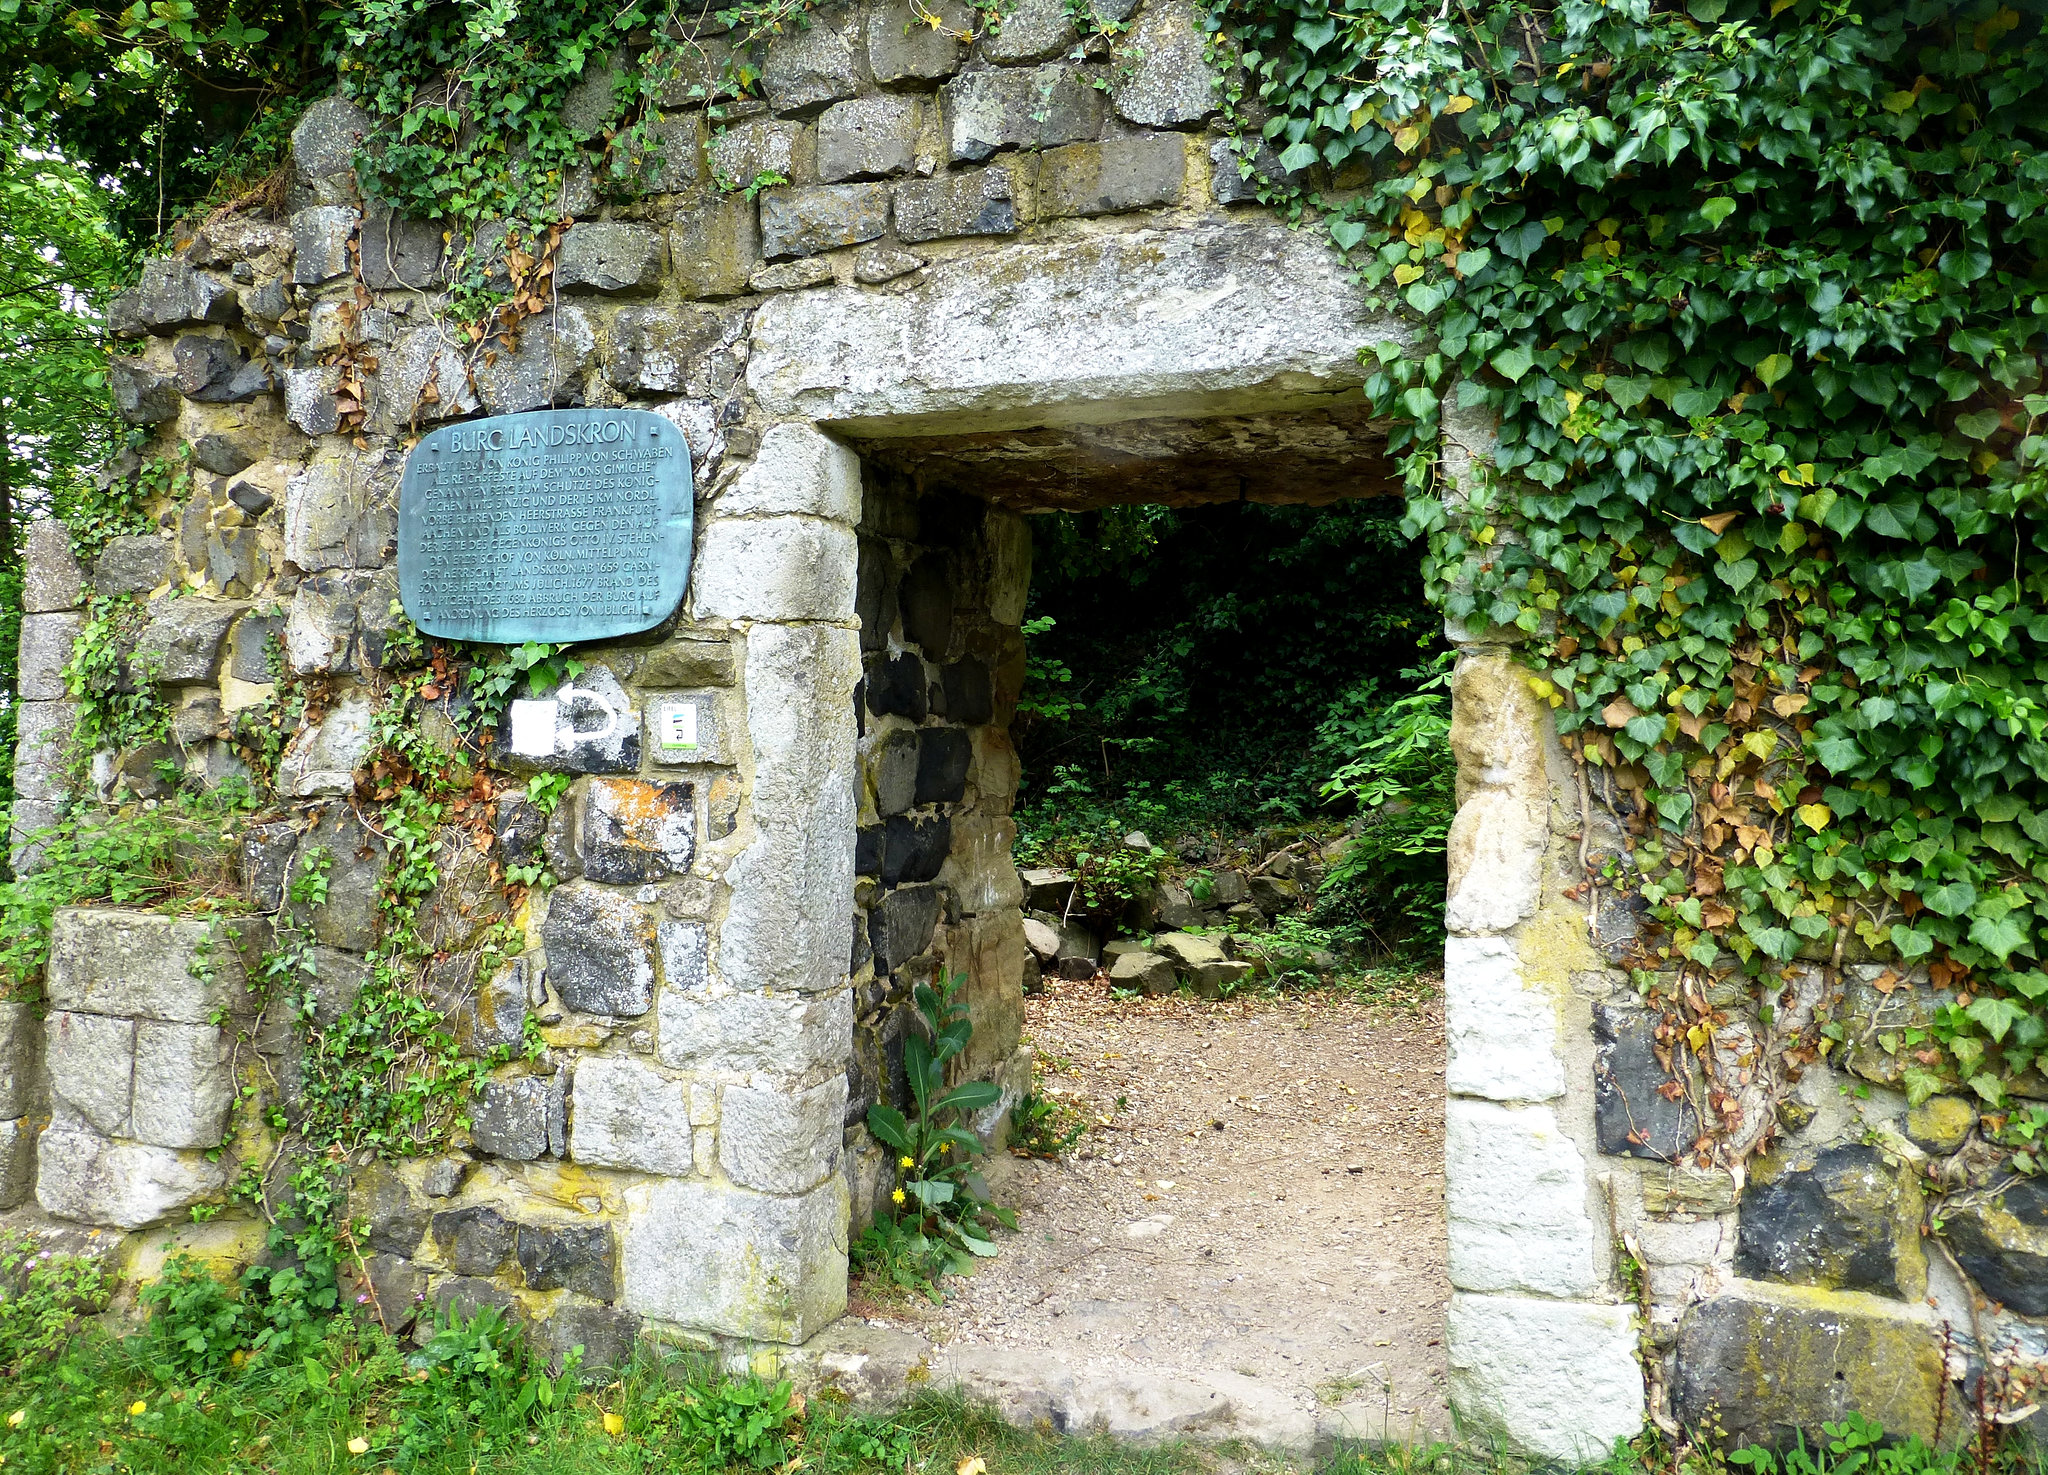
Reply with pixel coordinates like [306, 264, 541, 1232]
[397, 407, 693, 644]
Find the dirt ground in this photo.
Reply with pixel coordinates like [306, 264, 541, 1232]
[857, 976, 1452, 1442]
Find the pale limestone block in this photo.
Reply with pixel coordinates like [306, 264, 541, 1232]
[0, 1003, 41, 1119]
[691, 516, 858, 623]
[1446, 1292, 1643, 1460]
[718, 624, 859, 995]
[570, 1055, 696, 1176]
[1443, 786, 1546, 936]
[718, 423, 862, 523]
[1445, 1098, 1601, 1298]
[46, 1011, 135, 1138]
[129, 1021, 234, 1150]
[46, 909, 251, 1022]
[718, 1076, 847, 1193]
[36, 1111, 229, 1229]
[1444, 933, 1564, 1102]
[620, 1175, 848, 1342]
[656, 980, 852, 1081]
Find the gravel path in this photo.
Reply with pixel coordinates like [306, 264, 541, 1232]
[856, 977, 1452, 1442]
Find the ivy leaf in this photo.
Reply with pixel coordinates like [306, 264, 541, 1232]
[1891, 925, 1936, 959]
[1811, 735, 1864, 773]
[1968, 910, 2032, 965]
[1277, 140, 1320, 173]
[1969, 1072, 2008, 1106]
[1923, 880, 1979, 918]
[1795, 803, 1832, 832]
[1955, 409, 2004, 440]
[1756, 353, 1794, 388]
[1329, 219, 1368, 251]
[1491, 345, 1536, 382]
[1700, 197, 1738, 228]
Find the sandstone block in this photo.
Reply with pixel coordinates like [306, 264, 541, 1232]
[1445, 1097, 1601, 1298]
[620, 1176, 848, 1341]
[36, 1113, 228, 1229]
[656, 979, 852, 1078]
[1107, 949, 1175, 996]
[720, 422, 862, 521]
[866, 0, 972, 85]
[24, 519, 83, 613]
[940, 63, 1104, 162]
[1443, 785, 1545, 936]
[544, 882, 657, 1018]
[571, 1055, 695, 1176]
[1672, 1290, 1944, 1448]
[759, 182, 889, 259]
[1038, 135, 1185, 218]
[893, 165, 1017, 243]
[47, 909, 252, 1022]
[1447, 1293, 1643, 1461]
[557, 222, 667, 293]
[47, 1011, 134, 1137]
[133, 597, 246, 685]
[672, 196, 764, 299]
[983, 0, 1078, 63]
[108, 360, 179, 425]
[1108, 0, 1215, 126]
[719, 1076, 847, 1193]
[1445, 933, 1564, 1103]
[763, 15, 860, 115]
[817, 96, 922, 181]
[130, 1020, 235, 1149]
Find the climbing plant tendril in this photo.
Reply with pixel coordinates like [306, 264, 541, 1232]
[1213, 0, 2048, 1154]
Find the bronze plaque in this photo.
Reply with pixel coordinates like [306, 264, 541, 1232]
[397, 407, 693, 644]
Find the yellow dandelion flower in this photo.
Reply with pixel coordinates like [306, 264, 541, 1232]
[899, 1155, 914, 1169]
[938, 1141, 950, 1153]
[129, 1401, 147, 1418]
[891, 1188, 906, 1204]
[603, 1412, 626, 1437]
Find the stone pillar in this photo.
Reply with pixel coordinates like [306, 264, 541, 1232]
[617, 421, 861, 1344]
[12, 518, 85, 871]
[1436, 396, 1646, 1458]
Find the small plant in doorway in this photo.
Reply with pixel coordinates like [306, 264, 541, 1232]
[859, 971, 1018, 1297]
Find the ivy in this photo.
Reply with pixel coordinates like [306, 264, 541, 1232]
[1216, 0, 2048, 1150]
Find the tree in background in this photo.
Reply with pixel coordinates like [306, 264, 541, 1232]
[0, 121, 124, 806]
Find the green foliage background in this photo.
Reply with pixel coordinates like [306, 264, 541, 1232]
[1219, 0, 2048, 1124]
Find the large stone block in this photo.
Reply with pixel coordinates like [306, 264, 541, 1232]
[893, 166, 1017, 244]
[0, 1004, 41, 1120]
[433, 1204, 518, 1275]
[13, 699, 77, 802]
[543, 882, 657, 1018]
[748, 223, 1396, 421]
[0, 1120, 34, 1210]
[24, 519, 83, 613]
[938, 814, 1023, 914]
[571, 1055, 695, 1176]
[108, 360, 180, 425]
[292, 94, 373, 188]
[1445, 1097, 1601, 1298]
[1445, 933, 1564, 1103]
[1734, 1142, 1925, 1301]
[1672, 1289, 1946, 1448]
[984, 0, 1078, 62]
[358, 204, 445, 289]
[285, 455, 398, 573]
[279, 688, 375, 797]
[133, 597, 246, 685]
[869, 885, 941, 973]
[517, 1223, 615, 1300]
[130, 1020, 235, 1149]
[557, 222, 667, 293]
[18, 612, 79, 702]
[719, 625, 860, 994]
[1592, 1001, 1701, 1161]
[709, 118, 809, 188]
[581, 779, 696, 884]
[763, 13, 860, 114]
[47, 1011, 135, 1137]
[817, 96, 922, 181]
[474, 303, 595, 415]
[719, 1076, 848, 1193]
[620, 1176, 848, 1341]
[608, 304, 738, 394]
[720, 422, 862, 521]
[1443, 786, 1546, 935]
[471, 1075, 561, 1161]
[534, 1300, 640, 1375]
[759, 182, 890, 260]
[283, 803, 387, 950]
[670, 197, 763, 300]
[656, 979, 853, 1079]
[111, 258, 242, 332]
[1447, 1293, 1643, 1461]
[171, 334, 271, 402]
[692, 515, 857, 622]
[36, 1113, 228, 1229]
[367, 326, 480, 435]
[292, 204, 357, 283]
[47, 909, 252, 1022]
[95, 533, 171, 596]
[1037, 135, 1186, 219]
[940, 63, 1104, 162]
[866, 0, 972, 86]
[1108, 0, 1215, 126]
[1940, 1174, 2048, 1315]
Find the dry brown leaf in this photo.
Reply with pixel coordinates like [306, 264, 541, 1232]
[1700, 511, 1741, 535]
